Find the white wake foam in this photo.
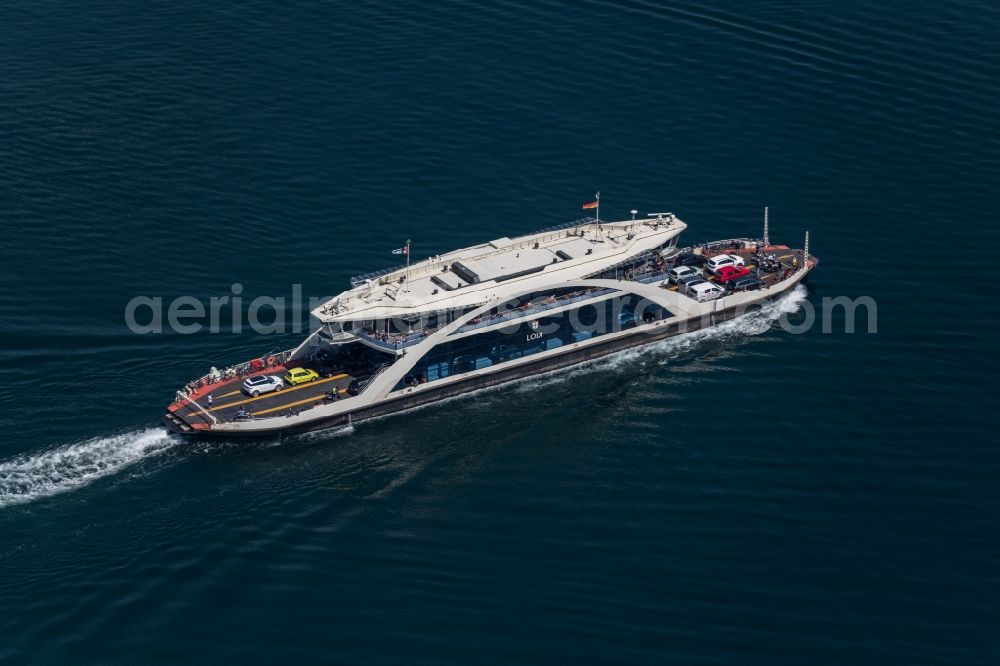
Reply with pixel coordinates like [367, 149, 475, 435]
[0, 428, 177, 509]
[513, 284, 812, 388]
[377, 285, 812, 413]
[646, 282, 810, 355]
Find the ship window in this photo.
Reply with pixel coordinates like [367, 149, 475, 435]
[452, 286, 620, 335]
[402, 294, 673, 386]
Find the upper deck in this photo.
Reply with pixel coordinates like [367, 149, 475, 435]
[312, 214, 685, 323]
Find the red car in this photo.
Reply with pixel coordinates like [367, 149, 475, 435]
[715, 265, 750, 283]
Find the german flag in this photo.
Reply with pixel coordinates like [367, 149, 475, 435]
[582, 200, 599, 209]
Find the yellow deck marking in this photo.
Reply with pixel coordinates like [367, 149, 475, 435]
[219, 389, 243, 398]
[251, 389, 344, 417]
[180, 374, 349, 414]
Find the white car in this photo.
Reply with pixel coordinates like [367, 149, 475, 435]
[704, 253, 746, 275]
[681, 277, 709, 296]
[242, 374, 284, 397]
[667, 265, 701, 285]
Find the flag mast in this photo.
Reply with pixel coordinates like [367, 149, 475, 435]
[582, 193, 601, 237]
[405, 239, 411, 292]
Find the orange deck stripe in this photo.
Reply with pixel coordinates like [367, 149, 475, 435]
[250, 389, 345, 417]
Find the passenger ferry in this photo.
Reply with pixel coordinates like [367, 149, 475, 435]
[163, 208, 817, 437]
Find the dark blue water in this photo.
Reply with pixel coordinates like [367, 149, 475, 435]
[2, 1, 999, 663]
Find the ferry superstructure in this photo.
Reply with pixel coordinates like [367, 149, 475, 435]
[164, 212, 817, 437]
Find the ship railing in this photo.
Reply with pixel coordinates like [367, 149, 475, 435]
[350, 265, 408, 288]
[182, 347, 296, 395]
[670, 238, 763, 257]
[353, 287, 620, 347]
[347, 361, 393, 398]
[226, 413, 285, 423]
[348, 218, 603, 291]
[513, 217, 593, 239]
[354, 327, 437, 352]
[633, 270, 673, 285]
[455, 287, 618, 333]
[601, 249, 659, 274]
[176, 390, 218, 425]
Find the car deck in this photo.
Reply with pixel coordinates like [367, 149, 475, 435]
[167, 366, 355, 432]
[665, 244, 801, 292]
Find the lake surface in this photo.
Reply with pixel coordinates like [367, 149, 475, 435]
[1, 1, 998, 663]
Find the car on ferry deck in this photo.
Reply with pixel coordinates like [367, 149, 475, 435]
[284, 367, 320, 385]
[667, 265, 700, 285]
[725, 275, 765, 292]
[705, 253, 745, 275]
[715, 265, 751, 283]
[680, 277, 708, 296]
[677, 273, 707, 291]
[347, 376, 373, 396]
[243, 374, 283, 397]
[687, 281, 725, 302]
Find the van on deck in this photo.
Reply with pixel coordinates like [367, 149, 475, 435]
[687, 281, 724, 302]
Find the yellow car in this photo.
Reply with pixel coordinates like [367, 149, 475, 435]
[283, 367, 320, 385]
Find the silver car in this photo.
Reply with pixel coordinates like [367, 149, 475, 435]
[242, 374, 284, 397]
[667, 265, 701, 285]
